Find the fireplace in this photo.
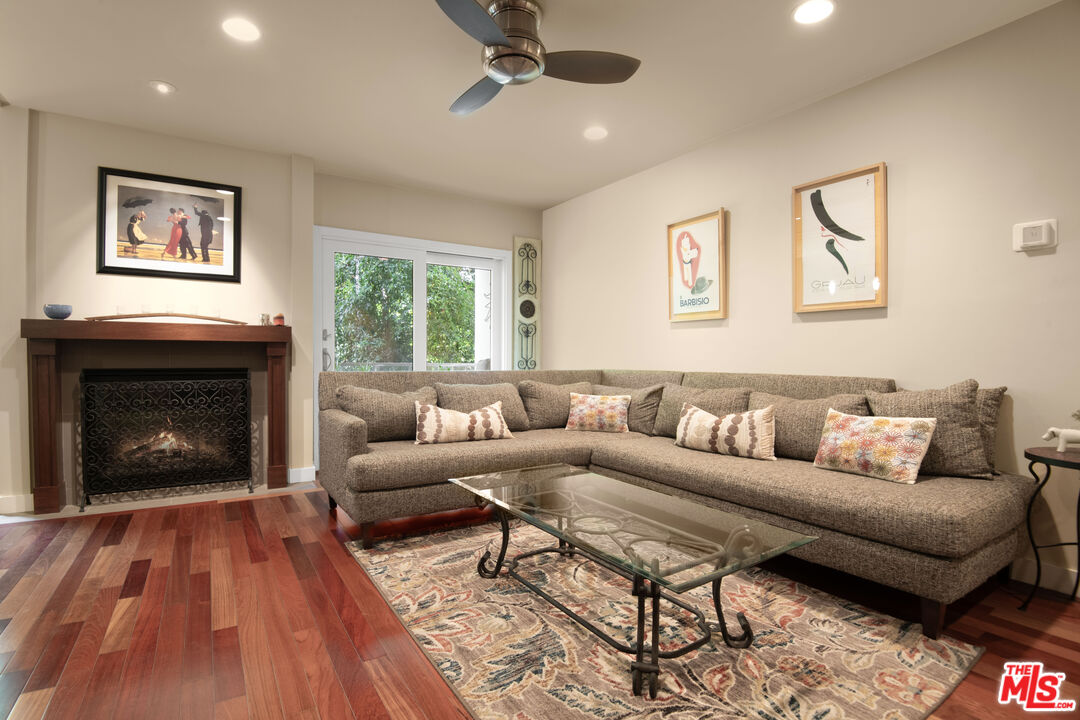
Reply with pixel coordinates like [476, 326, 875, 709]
[80, 368, 252, 509]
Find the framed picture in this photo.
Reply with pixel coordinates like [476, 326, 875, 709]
[97, 167, 242, 283]
[668, 210, 727, 322]
[793, 162, 886, 312]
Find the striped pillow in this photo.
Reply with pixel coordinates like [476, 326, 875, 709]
[675, 403, 776, 460]
[414, 401, 514, 444]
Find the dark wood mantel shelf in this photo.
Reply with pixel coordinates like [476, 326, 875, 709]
[20, 319, 292, 514]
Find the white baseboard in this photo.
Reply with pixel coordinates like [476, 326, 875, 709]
[288, 466, 316, 485]
[0, 493, 34, 515]
[1012, 557, 1078, 597]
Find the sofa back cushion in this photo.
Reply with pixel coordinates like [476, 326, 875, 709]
[517, 380, 593, 429]
[435, 382, 530, 431]
[866, 379, 992, 478]
[976, 386, 1006, 471]
[749, 391, 869, 461]
[335, 385, 437, 442]
[592, 383, 664, 435]
[415, 401, 513, 444]
[653, 384, 751, 438]
[600, 369, 684, 387]
[681, 371, 895, 399]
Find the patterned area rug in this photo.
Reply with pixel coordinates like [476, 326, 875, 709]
[348, 522, 982, 720]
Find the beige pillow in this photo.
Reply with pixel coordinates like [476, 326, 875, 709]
[335, 385, 437, 442]
[434, 382, 530, 431]
[415, 401, 513, 444]
[653, 384, 751, 438]
[675, 403, 776, 460]
[565, 393, 631, 433]
[517, 380, 593, 429]
[592, 384, 664, 435]
[867, 379, 991, 479]
[749, 391, 869, 461]
[814, 409, 937, 485]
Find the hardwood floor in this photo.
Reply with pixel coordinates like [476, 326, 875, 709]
[0, 488, 1073, 719]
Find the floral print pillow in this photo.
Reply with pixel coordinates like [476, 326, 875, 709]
[814, 409, 937, 484]
[565, 393, 631, 433]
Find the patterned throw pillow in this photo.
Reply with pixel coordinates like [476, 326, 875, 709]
[414, 401, 514, 444]
[674, 403, 776, 460]
[565, 393, 631, 433]
[814, 409, 937, 484]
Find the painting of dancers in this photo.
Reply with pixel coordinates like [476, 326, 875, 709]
[793, 162, 886, 312]
[667, 209, 727, 322]
[97, 167, 241, 283]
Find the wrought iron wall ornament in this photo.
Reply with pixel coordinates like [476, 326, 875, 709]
[516, 322, 537, 369]
[513, 236, 541, 370]
[517, 242, 537, 296]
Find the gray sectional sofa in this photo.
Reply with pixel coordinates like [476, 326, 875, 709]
[318, 368, 1032, 637]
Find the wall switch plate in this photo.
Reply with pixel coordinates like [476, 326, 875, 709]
[1013, 219, 1057, 251]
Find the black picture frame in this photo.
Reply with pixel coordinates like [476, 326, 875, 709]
[97, 167, 242, 283]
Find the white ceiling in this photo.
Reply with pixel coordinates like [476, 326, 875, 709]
[0, 0, 1059, 209]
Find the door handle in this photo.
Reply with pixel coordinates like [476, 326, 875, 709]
[322, 348, 333, 372]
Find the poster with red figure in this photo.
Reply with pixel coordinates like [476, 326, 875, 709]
[668, 210, 726, 321]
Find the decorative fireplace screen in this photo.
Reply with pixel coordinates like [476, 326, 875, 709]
[80, 368, 251, 509]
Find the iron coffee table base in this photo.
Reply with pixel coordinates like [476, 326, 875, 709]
[476, 508, 753, 699]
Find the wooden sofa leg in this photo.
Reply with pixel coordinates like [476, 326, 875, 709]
[361, 523, 375, 550]
[920, 598, 946, 639]
[327, 495, 337, 511]
[997, 564, 1012, 585]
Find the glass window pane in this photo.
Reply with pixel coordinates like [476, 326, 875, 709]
[334, 253, 413, 371]
[426, 264, 492, 371]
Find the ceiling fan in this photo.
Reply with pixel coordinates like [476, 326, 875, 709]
[436, 0, 641, 115]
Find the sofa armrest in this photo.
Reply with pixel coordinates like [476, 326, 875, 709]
[319, 409, 369, 494]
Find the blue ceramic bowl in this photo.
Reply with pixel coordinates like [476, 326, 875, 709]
[43, 304, 72, 320]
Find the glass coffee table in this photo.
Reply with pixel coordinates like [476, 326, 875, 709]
[450, 463, 816, 698]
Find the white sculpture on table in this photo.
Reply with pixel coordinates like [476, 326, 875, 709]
[1042, 427, 1080, 453]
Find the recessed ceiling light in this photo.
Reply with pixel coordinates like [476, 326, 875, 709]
[793, 0, 834, 24]
[222, 17, 261, 42]
[583, 126, 608, 141]
[149, 80, 176, 95]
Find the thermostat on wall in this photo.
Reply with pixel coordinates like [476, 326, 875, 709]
[1012, 219, 1057, 251]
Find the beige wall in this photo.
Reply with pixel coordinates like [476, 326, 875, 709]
[542, 2, 1080, 587]
[315, 174, 542, 250]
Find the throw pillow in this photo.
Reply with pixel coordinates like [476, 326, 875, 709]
[674, 403, 776, 460]
[335, 385, 437, 442]
[976, 386, 1007, 471]
[653, 384, 751, 438]
[434, 382, 530, 432]
[749, 391, 869, 462]
[565, 393, 631, 433]
[415, 401, 514, 444]
[592, 383, 664, 434]
[814, 409, 937, 484]
[866, 379, 991, 479]
[517, 380, 593, 429]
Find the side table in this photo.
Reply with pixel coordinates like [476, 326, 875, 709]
[1020, 446, 1080, 610]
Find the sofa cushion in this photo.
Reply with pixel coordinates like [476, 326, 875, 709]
[976, 386, 1006, 470]
[415, 401, 513, 444]
[749, 391, 869, 461]
[682, 372, 896, 398]
[600, 370, 684, 387]
[676, 403, 776, 460]
[813, 409, 936, 485]
[434, 382, 530, 431]
[346, 429, 647, 493]
[589, 436, 1031, 558]
[566, 393, 630, 433]
[593, 383, 663, 434]
[517, 380, 592, 429]
[867, 379, 992, 479]
[653, 384, 751, 438]
[335, 385, 436, 442]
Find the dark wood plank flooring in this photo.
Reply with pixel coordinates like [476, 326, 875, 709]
[0, 488, 1072, 719]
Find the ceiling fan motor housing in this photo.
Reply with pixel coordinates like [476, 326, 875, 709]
[483, 0, 545, 85]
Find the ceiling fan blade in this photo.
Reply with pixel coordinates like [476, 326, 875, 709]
[450, 77, 504, 115]
[435, 0, 510, 46]
[543, 51, 641, 84]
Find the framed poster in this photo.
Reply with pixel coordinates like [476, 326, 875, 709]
[668, 210, 727, 322]
[97, 167, 242, 283]
[793, 162, 886, 312]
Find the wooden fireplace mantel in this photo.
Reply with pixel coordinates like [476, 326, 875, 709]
[20, 319, 292, 513]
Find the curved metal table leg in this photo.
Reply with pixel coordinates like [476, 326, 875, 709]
[1020, 459, 1051, 611]
[478, 508, 510, 579]
[712, 575, 753, 648]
